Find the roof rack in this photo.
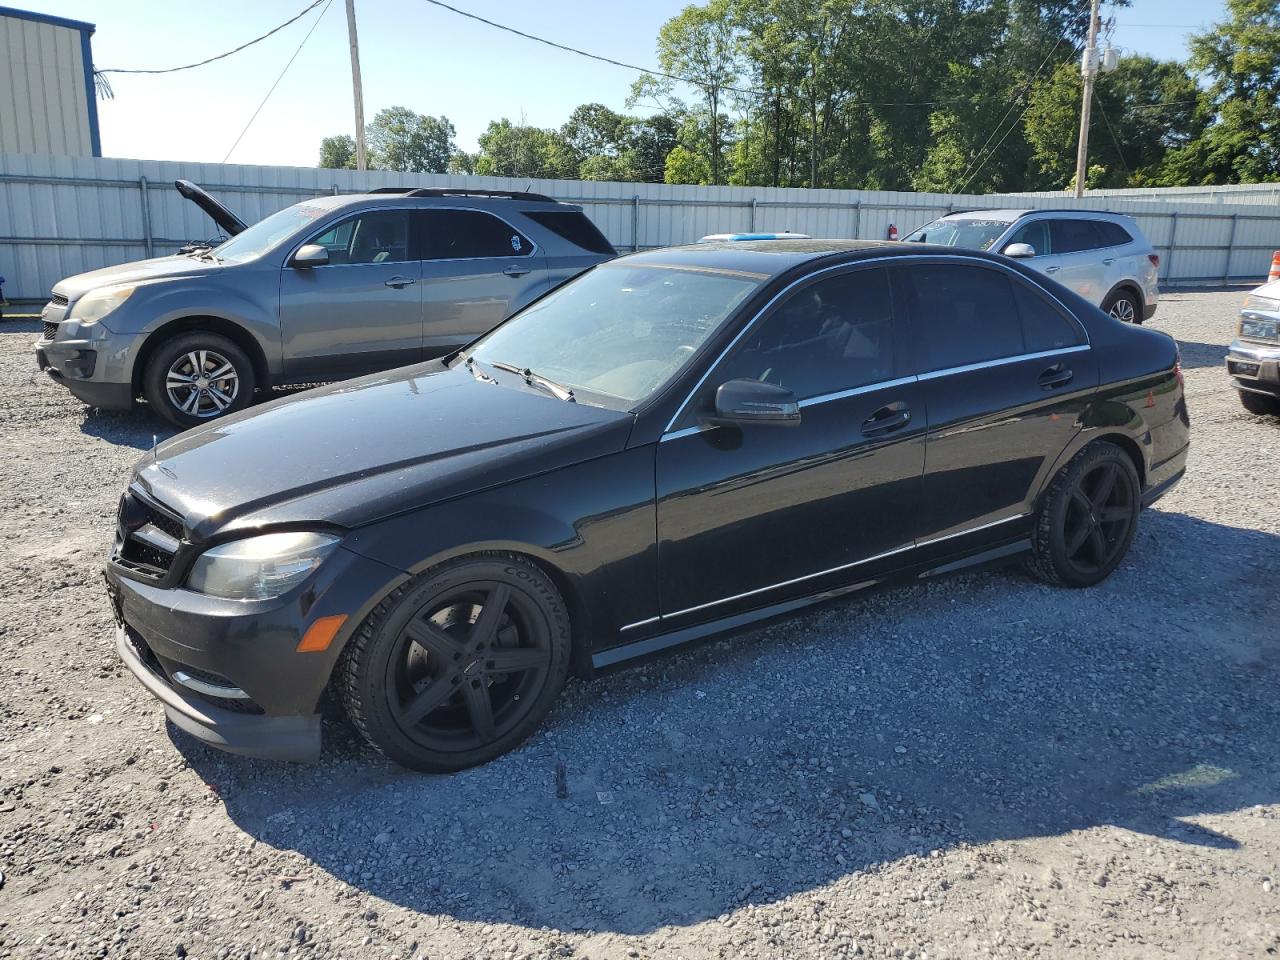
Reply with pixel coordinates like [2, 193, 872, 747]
[367, 186, 559, 203]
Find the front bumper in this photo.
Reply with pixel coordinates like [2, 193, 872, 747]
[107, 544, 404, 762]
[36, 324, 135, 410]
[1226, 339, 1280, 397]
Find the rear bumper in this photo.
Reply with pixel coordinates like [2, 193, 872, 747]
[1227, 340, 1280, 397]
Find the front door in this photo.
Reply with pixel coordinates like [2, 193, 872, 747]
[655, 266, 926, 623]
[894, 260, 1097, 544]
[279, 209, 422, 380]
[417, 208, 549, 356]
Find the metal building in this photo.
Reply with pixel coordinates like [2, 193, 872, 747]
[0, 6, 100, 156]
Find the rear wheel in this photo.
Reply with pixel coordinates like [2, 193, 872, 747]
[1103, 289, 1141, 324]
[338, 554, 571, 773]
[1239, 390, 1280, 416]
[1027, 441, 1141, 588]
[143, 332, 255, 428]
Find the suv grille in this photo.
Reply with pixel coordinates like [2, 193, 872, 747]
[43, 320, 59, 340]
[50, 293, 68, 307]
[115, 492, 185, 578]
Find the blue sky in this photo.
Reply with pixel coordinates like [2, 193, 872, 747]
[26, 0, 1227, 167]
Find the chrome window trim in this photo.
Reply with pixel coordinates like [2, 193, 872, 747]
[618, 512, 1029, 633]
[661, 253, 1087, 434]
[916, 344, 1090, 381]
[798, 375, 918, 408]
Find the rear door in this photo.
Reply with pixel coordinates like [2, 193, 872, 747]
[278, 208, 423, 380]
[1045, 219, 1107, 305]
[417, 208, 549, 357]
[895, 260, 1097, 548]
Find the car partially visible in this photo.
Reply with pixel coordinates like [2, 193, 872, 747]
[904, 209, 1159, 324]
[1227, 280, 1280, 415]
[699, 232, 811, 242]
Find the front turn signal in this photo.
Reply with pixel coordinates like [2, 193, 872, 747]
[296, 614, 348, 653]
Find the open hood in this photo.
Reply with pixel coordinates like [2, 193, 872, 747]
[174, 180, 247, 237]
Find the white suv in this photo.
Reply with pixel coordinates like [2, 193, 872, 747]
[904, 209, 1159, 323]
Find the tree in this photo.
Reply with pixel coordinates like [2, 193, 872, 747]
[365, 107, 456, 173]
[317, 134, 357, 170]
[664, 144, 711, 184]
[474, 119, 579, 179]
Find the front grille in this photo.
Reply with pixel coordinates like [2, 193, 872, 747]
[115, 492, 186, 578]
[43, 320, 59, 340]
[50, 293, 68, 307]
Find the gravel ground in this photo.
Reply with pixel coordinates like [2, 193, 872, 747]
[1, 290, 1277, 960]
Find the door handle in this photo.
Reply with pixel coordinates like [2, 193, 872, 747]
[1044, 265, 1061, 274]
[503, 266, 532, 278]
[1038, 363, 1074, 390]
[1102, 257, 1116, 266]
[861, 402, 911, 437]
[384, 276, 416, 289]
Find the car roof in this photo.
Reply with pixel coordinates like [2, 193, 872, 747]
[617, 238, 1013, 278]
[939, 207, 1137, 224]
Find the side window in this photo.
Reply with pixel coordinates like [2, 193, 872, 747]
[1007, 220, 1049, 256]
[714, 268, 897, 400]
[1049, 218, 1102, 255]
[1095, 221, 1133, 247]
[420, 209, 534, 260]
[310, 211, 410, 265]
[1011, 280, 1086, 353]
[900, 264, 1024, 370]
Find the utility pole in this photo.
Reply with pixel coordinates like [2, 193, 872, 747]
[1073, 0, 1102, 199]
[345, 0, 368, 171]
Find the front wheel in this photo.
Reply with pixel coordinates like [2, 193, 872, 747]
[1027, 441, 1141, 588]
[143, 332, 255, 428]
[338, 554, 572, 773]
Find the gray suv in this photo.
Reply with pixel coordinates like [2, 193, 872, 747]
[905, 209, 1159, 324]
[35, 184, 616, 426]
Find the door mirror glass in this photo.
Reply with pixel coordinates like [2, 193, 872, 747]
[1002, 242, 1036, 259]
[291, 243, 330, 268]
[707, 379, 801, 427]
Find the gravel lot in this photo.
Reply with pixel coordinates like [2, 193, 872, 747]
[1, 290, 1277, 960]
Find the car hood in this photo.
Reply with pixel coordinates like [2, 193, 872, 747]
[132, 361, 635, 540]
[174, 179, 247, 236]
[51, 256, 225, 301]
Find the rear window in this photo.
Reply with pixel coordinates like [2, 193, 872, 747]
[899, 264, 1025, 370]
[524, 210, 616, 256]
[1049, 219, 1102, 254]
[1095, 221, 1134, 247]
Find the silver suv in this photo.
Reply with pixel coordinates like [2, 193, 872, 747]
[904, 209, 1159, 324]
[35, 184, 616, 426]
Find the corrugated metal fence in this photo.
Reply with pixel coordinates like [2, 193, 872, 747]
[3, 150, 1278, 304]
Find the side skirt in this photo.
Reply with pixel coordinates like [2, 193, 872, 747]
[591, 538, 1032, 671]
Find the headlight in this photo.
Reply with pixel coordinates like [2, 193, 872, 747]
[68, 285, 136, 324]
[187, 531, 339, 601]
[1241, 315, 1279, 341]
[1242, 294, 1280, 313]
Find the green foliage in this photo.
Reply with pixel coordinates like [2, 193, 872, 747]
[366, 107, 456, 173]
[317, 134, 357, 170]
[474, 120, 578, 179]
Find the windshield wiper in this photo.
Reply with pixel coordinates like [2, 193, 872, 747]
[490, 360, 576, 402]
[463, 354, 495, 384]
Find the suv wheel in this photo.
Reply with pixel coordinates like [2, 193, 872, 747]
[1027, 441, 1141, 588]
[338, 553, 572, 773]
[143, 333, 255, 428]
[1103, 289, 1141, 324]
[1239, 390, 1280, 416]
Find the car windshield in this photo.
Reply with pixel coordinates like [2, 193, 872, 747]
[212, 203, 332, 263]
[905, 218, 1010, 251]
[466, 262, 766, 407]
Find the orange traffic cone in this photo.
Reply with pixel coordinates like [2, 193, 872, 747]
[1269, 251, 1280, 283]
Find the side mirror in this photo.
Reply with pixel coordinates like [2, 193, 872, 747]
[1002, 242, 1036, 259]
[705, 378, 801, 427]
[291, 243, 329, 268]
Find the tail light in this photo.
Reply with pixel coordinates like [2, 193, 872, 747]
[1148, 254, 1160, 268]
[1174, 353, 1183, 386]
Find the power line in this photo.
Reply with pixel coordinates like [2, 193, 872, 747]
[223, 0, 334, 162]
[98, 0, 327, 75]
[417, 0, 942, 107]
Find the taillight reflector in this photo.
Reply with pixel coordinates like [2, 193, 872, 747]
[1148, 254, 1160, 268]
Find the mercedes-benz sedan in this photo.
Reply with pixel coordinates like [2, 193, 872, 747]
[105, 240, 1190, 772]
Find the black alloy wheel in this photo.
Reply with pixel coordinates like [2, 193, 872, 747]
[338, 554, 571, 772]
[1028, 441, 1141, 588]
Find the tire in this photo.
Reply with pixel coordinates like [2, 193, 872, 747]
[1026, 441, 1141, 588]
[142, 332, 256, 428]
[1239, 390, 1280, 416]
[1102, 289, 1142, 324]
[337, 553, 572, 773]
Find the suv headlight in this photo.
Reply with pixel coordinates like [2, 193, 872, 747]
[187, 531, 339, 600]
[68, 285, 136, 324]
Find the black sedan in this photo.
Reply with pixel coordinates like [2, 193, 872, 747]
[105, 240, 1190, 772]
